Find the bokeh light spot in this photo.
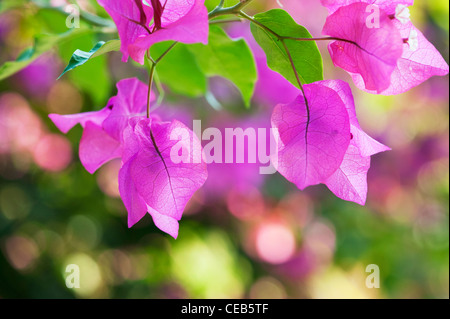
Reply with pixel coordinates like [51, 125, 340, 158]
[256, 222, 296, 264]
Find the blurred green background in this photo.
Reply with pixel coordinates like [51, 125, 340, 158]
[0, 0, 448, 298]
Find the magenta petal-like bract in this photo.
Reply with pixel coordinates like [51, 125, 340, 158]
[320, 79, 358, 125]
[325, 140, 371, 205]
[131, 119, 207, 221]
[147, 205, 180, 239]
[319, 81, 390, 204]
[129, 0, 209, 65]
[351, 125, 391, 157]
[272, 80, 390, 205]
[271, 83, 351, 190]
[352, 21, 450, 95]
[97, 0, 154, 63]
[79, 122, 122, 174]
[49, 78, 152, 174]
[48, 107, 110, 134]
[98, 0, 209, 64]
[102, 77, 149, 141]
[321, 80, 391, 156]
[320, 0, 414, 15]
[119, 154, 148, 228]
[325, 121, 390, 205]
[120, 117, 207, 238]
[322, 3, 404, 93]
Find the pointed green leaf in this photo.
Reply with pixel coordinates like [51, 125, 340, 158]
[91, 39, 120, 58]
[58, 33, 111, 105]
[250, 9, 323, 87]
[0, 29, 88, 81]
[58, 39, 120, 79]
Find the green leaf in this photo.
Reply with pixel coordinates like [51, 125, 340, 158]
[188, 25, 257, 107]
[0, 29, 87, 81]
[204, 0, 235, 11]
[58, 39, 120, 79]
[91, 39, 120, 58]
[0, 0, 26, 13]
[250, 9, 323, 87]
[58, 33, 111, 105]
[150, 42, 207, 98]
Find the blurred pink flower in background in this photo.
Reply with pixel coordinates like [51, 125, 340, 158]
[0, 93, 43, 155]
[96, 159, 121, 198]
[273, 0, 328, 35]
[0, 93, 72, 173]
[13, 54, 62, 100]
[202, 113, 271, 200]
[32, 134, 72, 172]
[226, 185, 267, 221]
[255, 221, 296, 264]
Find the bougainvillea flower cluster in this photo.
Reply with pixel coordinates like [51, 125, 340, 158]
[321, 0, 449, 94]
[98, 0, 209, 64]
[48, 0, 448, 237]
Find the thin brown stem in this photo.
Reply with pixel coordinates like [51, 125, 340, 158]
[241, 11, 310, 127]
[143, 0, 256, 114]
[280, 39, 310, 160]
[155, 41, 178, 64]
[145, 40, 177, 117]
[240, 12, 361, 49]
[239, 12, 306, 93]
[208, 0, 253, 19]
[238, 11, 281, 38]
[280, 40, 304, 94]
[209, 18, 243, 25]
[282, 36, 362, 49]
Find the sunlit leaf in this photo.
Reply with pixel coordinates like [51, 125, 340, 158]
[188, 25, 257, 107]
[58, 39, 120, 79]
[58, 33, 111, 105]
[150, 42, 207, 98]
[250, 9, 323, 87]
[0, 29, 87, 81]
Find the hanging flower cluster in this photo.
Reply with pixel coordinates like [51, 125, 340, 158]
[47, 0, 448, 238]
